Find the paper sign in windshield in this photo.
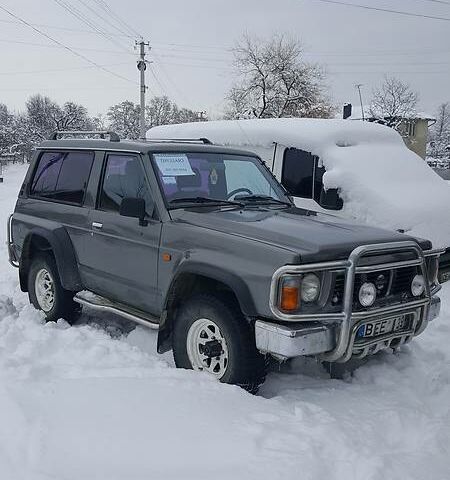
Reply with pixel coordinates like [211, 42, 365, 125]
[155, 154, 194, 176]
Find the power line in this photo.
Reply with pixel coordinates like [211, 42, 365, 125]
[0, 62, 129, 76]
[151, 53, 194, 105]
[0, 38, 134, 55]
[76, 0, 132, 38]
[0, 17, 133, 37]
[0, 4, 137, 84]
[91, 0, 142, 38]
[417, 0, 450, 5]
[306, 0, 450, 21]
[51, 0, 131, 53]
[5, 36, 450, 60]
[148, 63, 168, 96]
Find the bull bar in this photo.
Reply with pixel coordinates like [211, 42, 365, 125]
[257, 241, 443, 363]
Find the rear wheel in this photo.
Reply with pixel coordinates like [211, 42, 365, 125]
[28, 253, 80, 324]
[173, 294, 266, 393]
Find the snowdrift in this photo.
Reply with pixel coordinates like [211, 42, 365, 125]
[149, 119, 450, 248]
[2, 165, 450, 480]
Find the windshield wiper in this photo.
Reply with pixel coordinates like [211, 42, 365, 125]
[168, 196, 244, 209]
[234, 194, 291, 207]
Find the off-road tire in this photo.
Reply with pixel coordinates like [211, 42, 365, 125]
[28, 253, 80, 324]
[173, 294, 266, 393]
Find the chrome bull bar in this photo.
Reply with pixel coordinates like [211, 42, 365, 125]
[268, 241, 438, 363]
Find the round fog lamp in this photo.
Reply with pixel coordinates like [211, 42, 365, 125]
[301, 273, 321, 303]
[359, 282, 377, 307]
[411, 274, 425, 297]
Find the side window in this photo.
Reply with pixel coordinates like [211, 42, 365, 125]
[99, 154, 153, 214]
[30, 151, 94, 205]
[281, 148, 315, 199]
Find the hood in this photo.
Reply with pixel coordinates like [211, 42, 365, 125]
[171, 206, 431, 262]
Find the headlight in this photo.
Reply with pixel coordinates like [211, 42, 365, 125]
[411, 274, 425, 296]
[359, 282, 377, 307]
[301, 273, 321, 303]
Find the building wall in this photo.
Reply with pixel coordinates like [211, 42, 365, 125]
[400, 119, 429, 160]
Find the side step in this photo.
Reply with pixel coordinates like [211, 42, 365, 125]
[74, 291, 159, 330]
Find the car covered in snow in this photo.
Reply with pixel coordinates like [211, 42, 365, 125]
[148, 118, 450, 281]
[6, 130, 443, 391]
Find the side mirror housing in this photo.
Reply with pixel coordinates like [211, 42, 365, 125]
[319, 188, 343, 210]
[119, 197, 149, 225]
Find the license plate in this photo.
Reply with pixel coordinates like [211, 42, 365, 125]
[357, 315, 410, 338]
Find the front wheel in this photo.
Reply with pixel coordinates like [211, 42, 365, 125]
[28, 253, 80, 324]
[172, 294, 266, 393]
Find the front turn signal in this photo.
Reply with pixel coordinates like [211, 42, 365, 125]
[280, 276, 300, 312]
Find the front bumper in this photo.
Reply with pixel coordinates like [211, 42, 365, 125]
[255, 295, 441, 361]
[268, 241, 444, 362]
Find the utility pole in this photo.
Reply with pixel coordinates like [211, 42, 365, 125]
[355, 84, 365, 121]
[136, 40, 150, 140]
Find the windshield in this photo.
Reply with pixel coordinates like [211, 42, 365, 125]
[151, 152, 290, 207]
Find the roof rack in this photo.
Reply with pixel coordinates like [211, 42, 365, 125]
[146, 137, 213, 145]
[49, 130, 120, 142]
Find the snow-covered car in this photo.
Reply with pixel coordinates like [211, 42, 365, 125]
[7, 131, 443, 391]
[148, 118, 450, 280]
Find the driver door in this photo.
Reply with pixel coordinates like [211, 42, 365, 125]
[83, 152, 161, 313]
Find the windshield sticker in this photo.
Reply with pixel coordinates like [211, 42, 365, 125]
[154, 153, 194, 176]
[162, 176, 177, 185]
[209, 168, 218, 185]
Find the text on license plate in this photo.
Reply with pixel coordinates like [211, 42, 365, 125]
[357, 316, 410, 338]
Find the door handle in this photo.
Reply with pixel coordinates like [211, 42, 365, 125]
[92, 222, 103, 230]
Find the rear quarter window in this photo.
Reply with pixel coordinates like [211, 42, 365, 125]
[30, 151, 94, 205]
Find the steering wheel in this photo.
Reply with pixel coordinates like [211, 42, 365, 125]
[227, 188, 252, 200]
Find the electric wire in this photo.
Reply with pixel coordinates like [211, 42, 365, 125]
[0, 62, 130, 76]
[306, 0, 450, 21]
[0, 4, 137, 84]
[76, 0, 133, 38]
[90, 0, 142, 38]
[51, 0, 132, 53]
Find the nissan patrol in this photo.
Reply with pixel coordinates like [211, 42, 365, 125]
[7, 131, 443, 391]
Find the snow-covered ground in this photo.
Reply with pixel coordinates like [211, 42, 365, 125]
[1, 163, 450, 480]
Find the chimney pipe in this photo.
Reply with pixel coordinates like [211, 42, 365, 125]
[343, 103, 352, 120]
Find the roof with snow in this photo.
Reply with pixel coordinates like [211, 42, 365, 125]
[340, 105, 435, 122]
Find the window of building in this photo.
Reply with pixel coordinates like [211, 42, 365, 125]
[407, 121, 416, 137]
[30, 151, 94, 205]
[99, 154, 153, 214]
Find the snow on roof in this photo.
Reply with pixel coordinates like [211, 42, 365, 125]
[148, 118, 450, 248]
[340, 105, 436, 121]
[148, 117, 401, 151]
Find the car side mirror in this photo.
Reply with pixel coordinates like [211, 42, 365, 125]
[319, 188, 343, 210]
[119, 197, 149, 225]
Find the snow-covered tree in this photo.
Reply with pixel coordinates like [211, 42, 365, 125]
[146, 96, 203, 128]
[369, 77, 419, 128]
[0, 104, 16, 155]
[25, 94, 92, 142]
[106, 101, 141, 140]
[428, 102, 450, 159]
[225, 34, 333, 119]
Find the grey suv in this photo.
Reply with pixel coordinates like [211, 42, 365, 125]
[7, 131, 443, 391]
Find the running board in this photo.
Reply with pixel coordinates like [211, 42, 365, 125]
[74, 291, 159, 330]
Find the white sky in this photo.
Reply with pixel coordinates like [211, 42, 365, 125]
[1, 0, 449, 118]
